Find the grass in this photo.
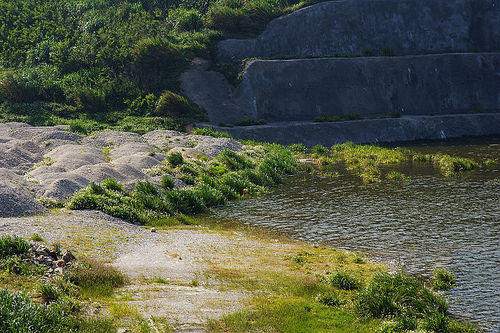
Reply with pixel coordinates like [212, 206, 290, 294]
[327, 270, 361, 290]
[67, 258, 126, 299]
[432, 268, 456, 291]
[0, 235, 30, 258]
[68, 145, 297, 224]
[301, 142, 482, 183]
[0, 235, 122, 332]
[0, 0, 326, 133]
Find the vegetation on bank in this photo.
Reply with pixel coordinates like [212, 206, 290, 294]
[203, 231, 476, 333]
[62, 135, 484, 225]
[0, 235, 123, 332]
[0, 0, 322, 132]
[69, 143, 297, 224]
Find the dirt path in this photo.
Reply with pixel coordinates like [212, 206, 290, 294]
[0, 209, 300, 331]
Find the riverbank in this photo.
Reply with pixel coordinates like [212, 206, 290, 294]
[0, 209, 478, 332]
[0, 123, 488, 331]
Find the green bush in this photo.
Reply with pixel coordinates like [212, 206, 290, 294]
[38, 283, 60, 304]
[155, 91, 194, 118]
[102, 178, 124, 192]
[0, 235, 30, 258]
[160, 175, 175, 189]
[432, 268, 456, 291]
[167, 151, 184, 167]
[168, 8, 203, 32]
[192, 127, 232, 138]
[218, 150, 254, 170]
[328, 270, 361, 290]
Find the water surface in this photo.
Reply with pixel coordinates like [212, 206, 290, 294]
[213, 140, 500, 330]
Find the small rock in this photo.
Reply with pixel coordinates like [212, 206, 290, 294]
[61, 250, 75, 263]
[151, 227, 157, 233]
[55, 259, 65, 268]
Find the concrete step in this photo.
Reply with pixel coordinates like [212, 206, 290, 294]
[200, 113, 500, 146]
[218, 0, 500, 62]
[182, 53, 500, 123]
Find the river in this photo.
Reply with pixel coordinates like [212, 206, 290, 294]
[213, 139, 500, 331]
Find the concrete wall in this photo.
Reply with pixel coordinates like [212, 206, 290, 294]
[233, 53, 500, 121]
[205, 113, 500, 146]
[218, 0, 500, 62]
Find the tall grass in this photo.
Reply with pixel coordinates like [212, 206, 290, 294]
[357, 272, 448, 320]
[67, 258, 126, 298]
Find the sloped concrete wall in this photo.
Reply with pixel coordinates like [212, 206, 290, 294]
[232, 53, 500, 121]
[205, 113, 500, 146]
[218, 0, 500, 62]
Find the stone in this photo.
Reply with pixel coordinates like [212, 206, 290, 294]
[54, 260, 65, 268]
[62, 250, 76, 263]
[151, 228, 157, 233]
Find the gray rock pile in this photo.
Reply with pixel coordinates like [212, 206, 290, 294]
[22, 243, 76, 276]
[0, 123, 243, 218]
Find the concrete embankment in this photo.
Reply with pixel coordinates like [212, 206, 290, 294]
[203, 113, 500, 146]
[218, 0, 500, 62]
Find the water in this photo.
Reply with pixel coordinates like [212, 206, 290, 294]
[213, 140, 500, 331]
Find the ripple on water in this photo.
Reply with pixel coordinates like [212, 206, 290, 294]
[214, 142, 500, 331]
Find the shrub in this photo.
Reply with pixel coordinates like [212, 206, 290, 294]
[67, 87, 106, 113]
[167, 151, 184, 167]
[134, 181, 159, 196]
[311, 145, 329, 156]
[102, 178, 123, 192]
[168, 8, 203, 32]
[233, 117, 266, 126]
[155, 91, 194, 118]
[288, 143, 307, 153]
[328, 270, 361, 290]
[196, 183, 225, 207]
[315, 292, 343, 307]
[160, 175, 175, 189]
[204, 5, 251, 33]
[218, 150, 254, 170]
[432, 268, 456, 291]
[38, 283, 60, 304]
[357, 272, 448, 319]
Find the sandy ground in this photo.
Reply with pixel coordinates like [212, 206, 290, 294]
[0, 209, 300, 332]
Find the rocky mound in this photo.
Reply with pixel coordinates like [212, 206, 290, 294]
[0, 123, 243, 218]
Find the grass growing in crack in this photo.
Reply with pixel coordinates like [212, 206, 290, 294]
[29, 233, 44, 242]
